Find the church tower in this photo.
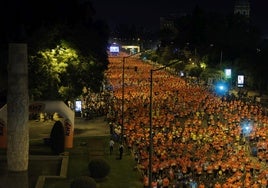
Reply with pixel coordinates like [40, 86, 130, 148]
[234, 0, 250, 17]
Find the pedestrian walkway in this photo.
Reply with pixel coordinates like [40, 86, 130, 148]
[72, 116, 110, 137]
[1, 115, 142, 188]
[28, 116, 109, 140]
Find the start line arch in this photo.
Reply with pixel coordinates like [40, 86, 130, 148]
[0, 101, 74, 148]
[121, 45, 140, 53]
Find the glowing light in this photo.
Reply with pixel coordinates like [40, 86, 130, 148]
[241, 119, 253, 136]
[214, 81, 229, 96]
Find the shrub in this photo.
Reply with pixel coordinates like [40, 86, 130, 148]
[50, 120, 65, 155]
[88, 158, 110, 179]
[70, 176, 96, 188]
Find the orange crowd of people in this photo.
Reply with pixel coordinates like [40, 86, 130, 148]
[105, 54, 268, 188]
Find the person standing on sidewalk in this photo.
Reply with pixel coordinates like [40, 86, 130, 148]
[109, 138, 115, 155]
[119, 143, 124, 159]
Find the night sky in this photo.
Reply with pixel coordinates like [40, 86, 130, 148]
[90, 0, 268, 35]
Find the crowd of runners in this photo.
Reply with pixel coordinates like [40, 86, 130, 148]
[104, 54, 268, 188]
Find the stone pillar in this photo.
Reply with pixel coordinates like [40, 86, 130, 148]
[7, 43, 29, 171]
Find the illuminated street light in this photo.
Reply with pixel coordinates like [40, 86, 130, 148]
[121, 51, 149, 143]
[241, 119, 253, 137]
[148, 60, 181, 188]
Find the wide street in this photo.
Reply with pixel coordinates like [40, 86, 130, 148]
[105, 53, 268, 187]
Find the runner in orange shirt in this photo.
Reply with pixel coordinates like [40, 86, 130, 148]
[162, 176, 170, 188]
[143, 175, 149, 188]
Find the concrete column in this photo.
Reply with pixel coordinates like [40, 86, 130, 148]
[7, 43, 29, 171]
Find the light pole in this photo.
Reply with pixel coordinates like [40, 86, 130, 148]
[121, 56, 126, 143]
[121, 51, 149, 143]
[148, 60, 181, 187]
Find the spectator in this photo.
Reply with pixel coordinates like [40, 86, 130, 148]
[162, 176, 170, 188]
[109, 138, 115, 155]
[119, 143, 124, 159]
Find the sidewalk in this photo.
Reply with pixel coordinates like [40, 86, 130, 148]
[0, 116, 143, 188]
[72, 116, 110, 137]
[29, 116, 110, 141]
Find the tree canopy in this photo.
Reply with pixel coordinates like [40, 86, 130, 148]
[156, 5, 268, 93]
[0, 0, 110, 102]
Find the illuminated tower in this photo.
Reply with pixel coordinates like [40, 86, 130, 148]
[234, 0, 250, 18]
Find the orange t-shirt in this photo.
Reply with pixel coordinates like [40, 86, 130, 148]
[162, 177, 169, 187]
[214, 182, 222, 188]
[143, 176, 149, 187]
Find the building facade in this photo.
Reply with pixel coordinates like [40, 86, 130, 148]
[234, 0, 250, 17]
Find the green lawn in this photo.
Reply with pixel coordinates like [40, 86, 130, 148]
[42, 135, 143, 188]
[0, 120, 143, 188]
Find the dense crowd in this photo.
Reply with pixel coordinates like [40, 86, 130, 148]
[81, 90, 110, 119]
[105, 55, 268, 188]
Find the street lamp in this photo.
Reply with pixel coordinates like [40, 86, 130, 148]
[148, 60, 181, 187]
[121, 51, 149, 143]
[121, 56, 126, 143]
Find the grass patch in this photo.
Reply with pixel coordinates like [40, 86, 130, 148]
[1, 119, 143, 188]
[43, 135, 143, 188]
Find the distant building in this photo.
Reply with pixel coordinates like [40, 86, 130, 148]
[159, 13, 185, 46]
[234, 0, 250, 17]
[160, 13, 186, 31]
[160, 16, 176, 31]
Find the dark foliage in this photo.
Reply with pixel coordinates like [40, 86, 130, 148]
[1, 0, 109, 101]
[87, 158, 110, 179]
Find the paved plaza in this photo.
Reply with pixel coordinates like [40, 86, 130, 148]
[29, 116, 109, 140]
[0, 116, 111, 188]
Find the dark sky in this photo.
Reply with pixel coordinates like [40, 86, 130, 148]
[90, 0, 268, 35]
